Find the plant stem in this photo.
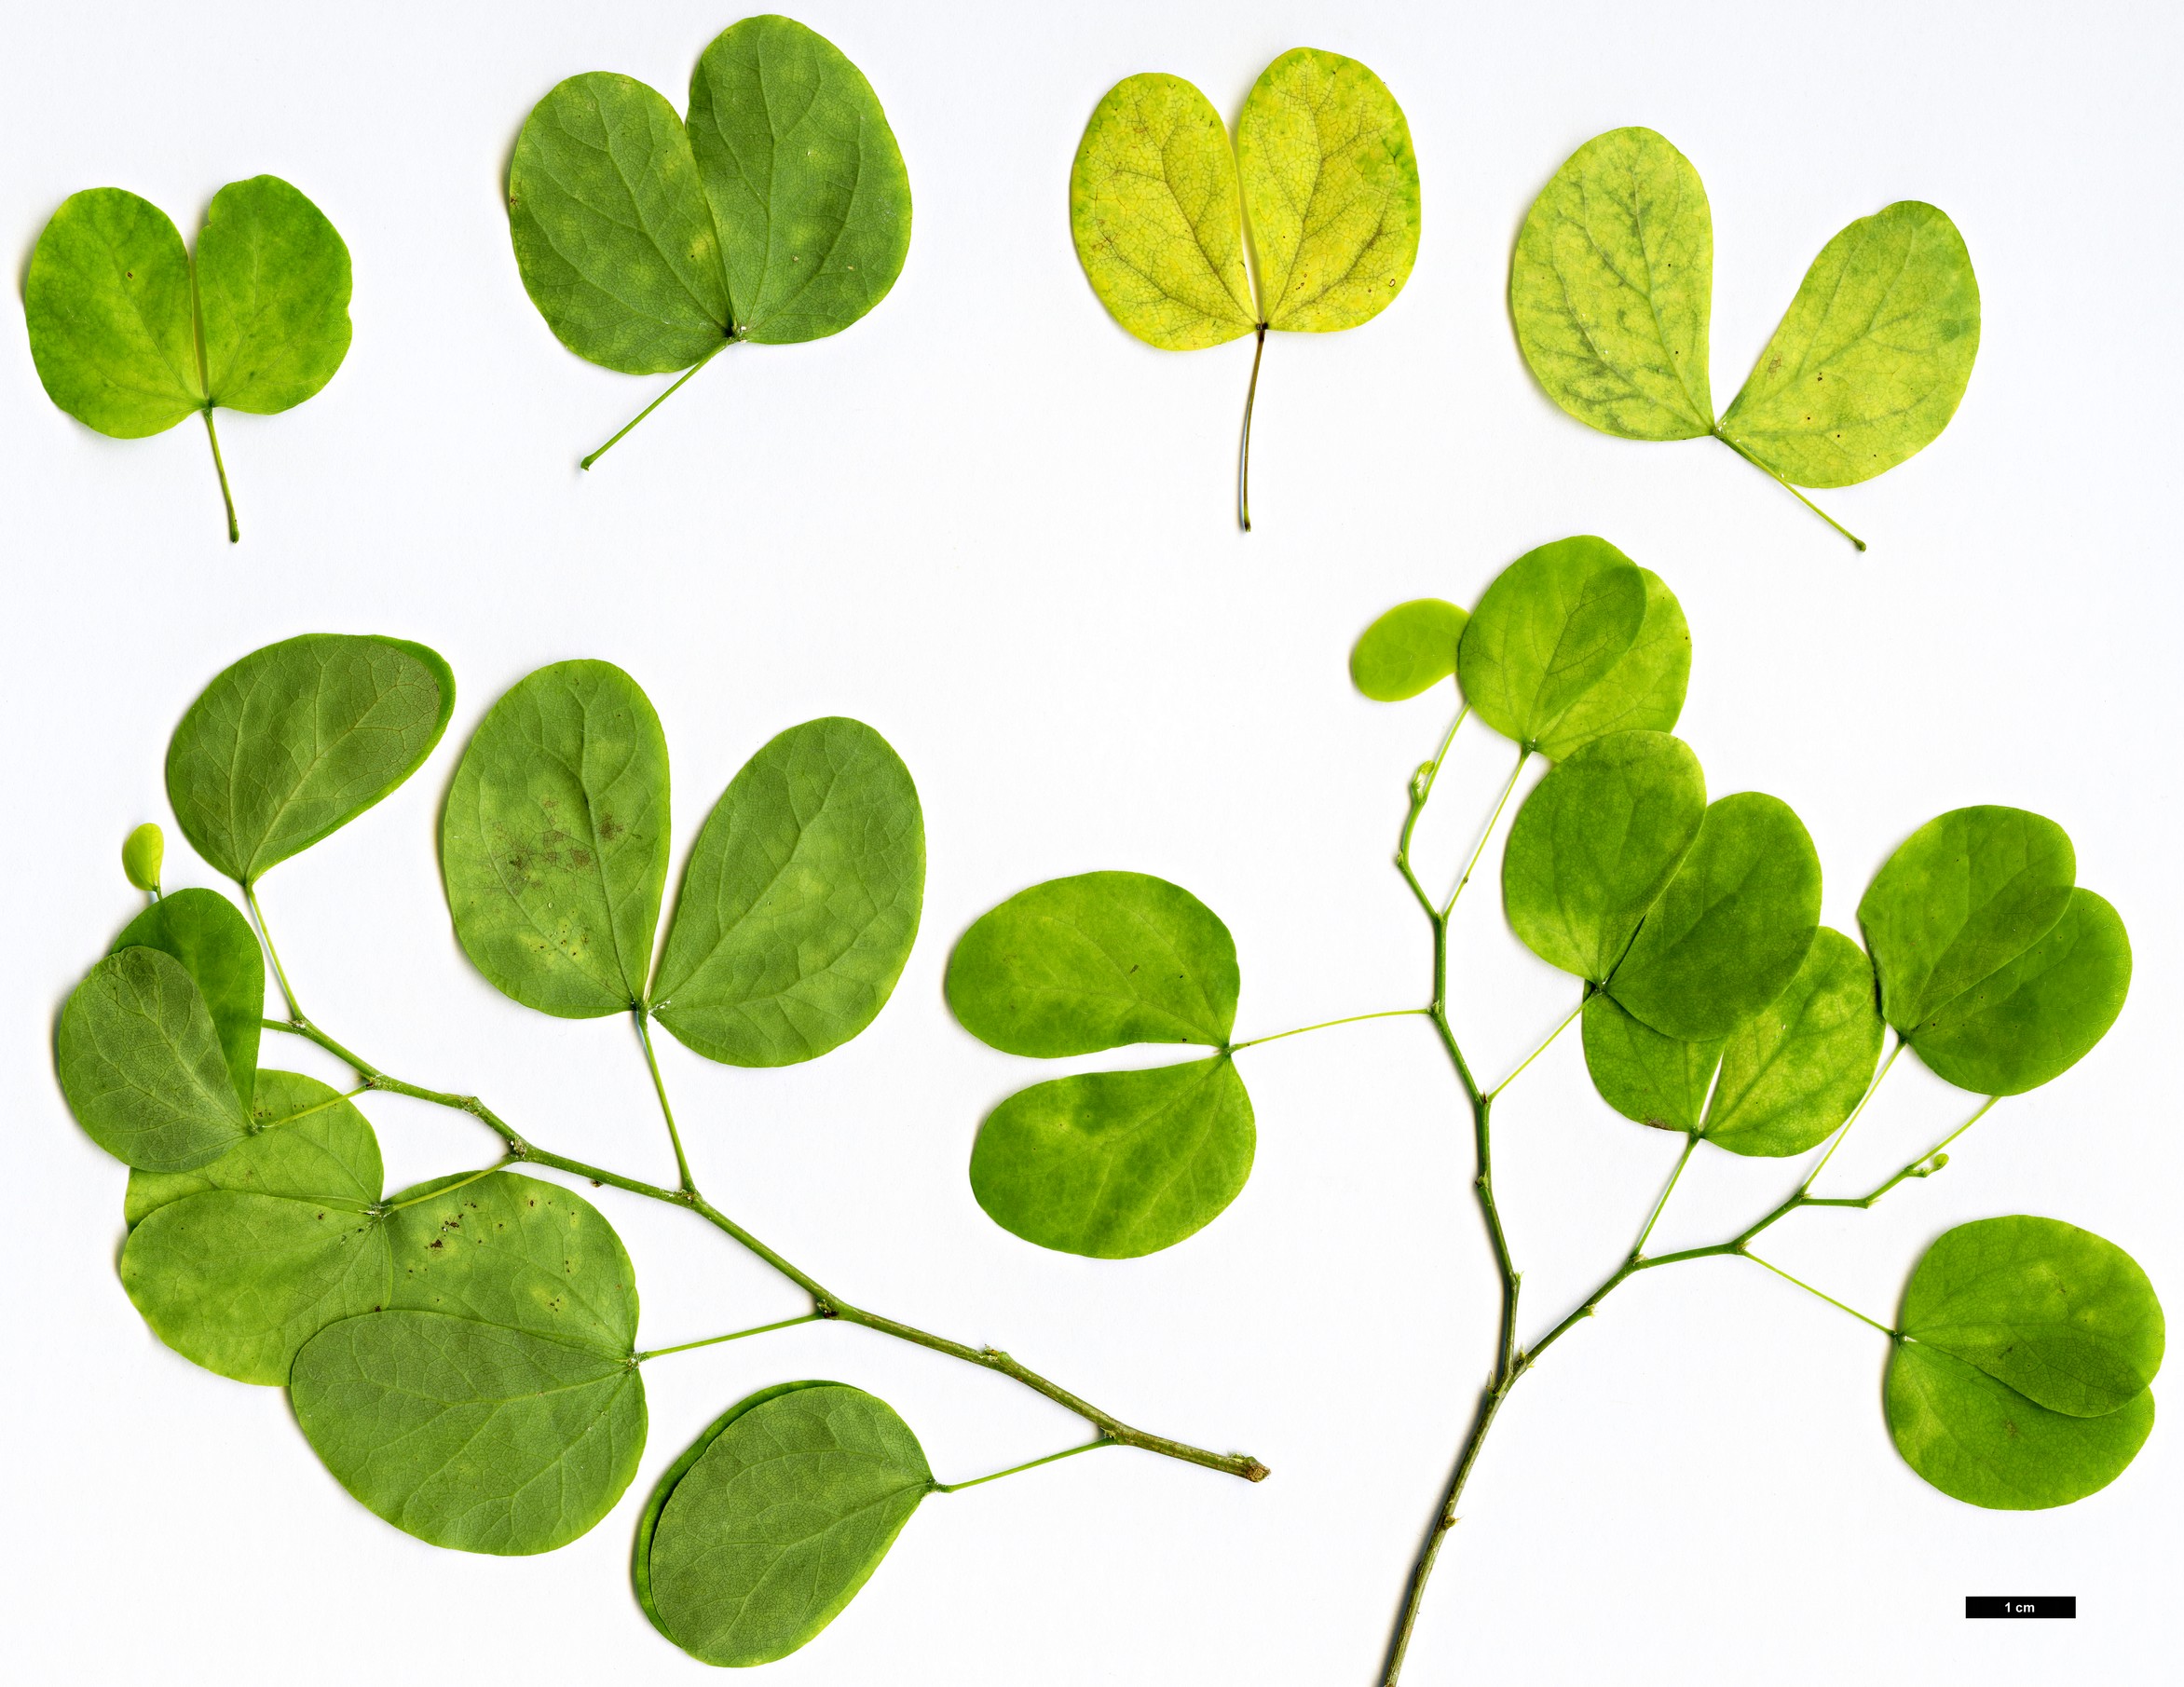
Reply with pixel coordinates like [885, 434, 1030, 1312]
[261, 1014, 1268, 1483]
[199, 407, 239, 542]
[1442, 749, 1530, 918]
[582, 338, 731, 470]
[635, 1010, 695, 1192]
[1230, 1008, 1428, 1053]
[933, 1435, 1114, 1493]
[1238, 323, 1267, 532]
[243, 884, 305, 1020]
[635, 1312, 824, 1363]
[1742, 1251, 1896, 1336]
[1397, 701, 1468, 918]
[1712, 429, 1866, 552]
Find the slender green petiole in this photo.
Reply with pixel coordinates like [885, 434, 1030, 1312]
[1799, 1037, 1904, 1194]
[1442, 748, 1531, 918]
[1632, 1133, 1700, 1257]
[1230, 1008, 1428, 1053]
[379, 1159, 511, 1213]
[1238, 323, 1268, 532]
[199, 406, 239, 542]
[635, 1009, 696, 1192]
[1484, 996, 1585, 1100]
[933, 1436, 1113, 1494]
[243, 883, 305, 1022]
[635, 1312, 825, 1363]
[1742, 1250, 1896, 1336]
[1712, 429, 1866, 552]
[581, 337, 733, 470]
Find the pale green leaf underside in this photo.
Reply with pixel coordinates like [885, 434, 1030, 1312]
[1350, 598, 1467, 701]
[653, 717, 923, 1067]
[945, 870, 1239, 1056]
[443, 660, 670, 1017]
[1457, 536, 1648, 753]
[643, 1382, 931, 1666]
[166, 633, 456, 885]
[112, 887, 263, 1109]
[970, 1056, 1254, 1258]
[1236, 47, 1419, 332]
[1720, 200, 1978, 489]
[1511, 127, 1714, 440]
[58, 946, 248, 1172]
[1701, 927, 1882, 1156]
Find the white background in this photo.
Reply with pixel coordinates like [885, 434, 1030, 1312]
[3, 1, 2177, 1681]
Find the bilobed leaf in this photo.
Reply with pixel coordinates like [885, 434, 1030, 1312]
[1582, 993, 1721, 1133]
[1235, 48, 1419, 333]
[1456, 537, 1647, 753]
[640, 1382, 932, 1666]
[1899, 1218, 2164, 1418]
[442, 660, 670, 1017]
[166, 633, 456, 885]
[1719, 201, 1979, 489]
[1510, 128, 1714, 441]
[57, 947, 249, 1172]
[120, 1072, 388, 1385]
[946, 871, 1239, 1056]
[1911, 891, 2130, 1096]
[112, 887, 263, 1108]
[1701, 928, 1883, 1156]
[1533, 569, 1690, 760]
[1350, 598, 1467, 701]
[1857, 806, 2076, 1033]
[1607, 792, 1822, 1041]
[969, 1056, 1254, 1258]
[191, 176, 353, 415]
[653, 718, 923, 1067]
[1502, 730, 1706, 982]
[1070, 73, 1256, 350]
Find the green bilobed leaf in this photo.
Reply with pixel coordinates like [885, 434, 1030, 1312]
[945, 872, 1239, 1057]
[1070, 73, 1256, 350]
[290, 1171, 645, 1555]
[689, 15, 912, 345]
[641, 1382, 931, 1666]
[112, 887, 263, 1107]
[1607, 793, 1822, 1041]
[1503, 731, 1706, 983]
[166, 633, 456, 885]
[191, 176, 353, 415]
[1719, 201, 1979, 489]
[1857, 806, 2076, 1034]
[1701, 928, 1883, 1156]
[1456, 537, 1648, 753]
[1886, 1341, 2153, 1510]
[1532, 569, 1690, 760]
[1911, 891, 2131, 1097]
[653, 718, 922, 1067]
[509, 73, 731, 375]
[1510, 128, 1714, 441]
[969, 1056, 1254, 1258]
[1235, 48, 1419, 333]
[442, 660, 670, 1018]
[23, 188, 201, 437]
[1899, 1218, 2164, 1419]
[120, 1071, 388, 1385]
[57, 947, 249, 1172]
[1350, 599, 1467, 701]
[1581, 993, 1722, 1133]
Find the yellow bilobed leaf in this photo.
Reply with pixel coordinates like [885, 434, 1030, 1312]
[1236, 48, 1419, 332]
[1070, 73, 1257, 349]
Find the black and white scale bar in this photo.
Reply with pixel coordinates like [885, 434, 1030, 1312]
[1966, 1596, 2076, 1619]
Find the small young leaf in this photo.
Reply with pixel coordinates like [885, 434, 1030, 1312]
[946, 872, 1239, 1056]
[1503, 729, 1706, 982]
[1510, 128, 1714, 441]
[1886, 1341, 2152, 1511]
[1581, 993, 1722, 1133]
[167, 633, 456, 885]
[1607, 793, 1822, 1041]
[120, 1072, 385, 1385]
[1911, 890, 2130, 1096]
[1456, 537, 1648, 754]
[1350, 598, 1467, 701]
[639, 1382, 931, 1666]
[1700, 929, 1884, 1157]
[1235, 48, 1420, 333]
[1899, 1217, 2164, 1419]
[112, 887, 263, 1109]
[1718, 201, 1979, 489]
[1070, 73, 1257, 350]
[652, 718, 923, 1067]
[122, 823, 164, 893]
[1532, 569, 1691, 760]
[969, 1057, 1254, 1258]
[1857, 806, 2076, 1034]
[442, 660, 670, 1017]
[57, 947, 249, 1172]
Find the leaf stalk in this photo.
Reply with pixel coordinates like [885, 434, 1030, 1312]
[1711, 428, 1866, 551]
[199, 406, 239, 543]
